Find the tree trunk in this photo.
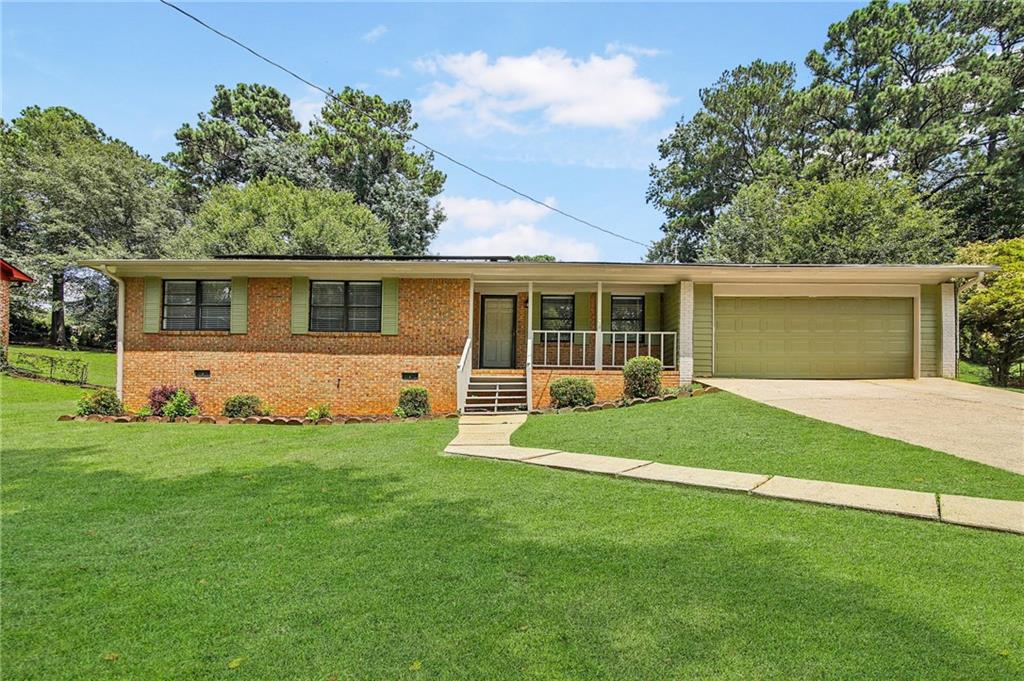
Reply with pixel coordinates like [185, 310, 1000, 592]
[49, 271, 67, 347]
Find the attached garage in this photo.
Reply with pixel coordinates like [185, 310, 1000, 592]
[714, 297, 914, 379]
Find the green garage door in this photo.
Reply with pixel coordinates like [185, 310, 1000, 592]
[715, 297, 913, 379]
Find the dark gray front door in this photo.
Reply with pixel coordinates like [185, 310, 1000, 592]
[481, 296, 516, 368]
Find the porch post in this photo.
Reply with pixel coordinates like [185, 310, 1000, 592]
[595, 281, 603, 371]
[679, 281, 694, 385]
[526, 281, 534, 410]
[940, 283, 956, 378]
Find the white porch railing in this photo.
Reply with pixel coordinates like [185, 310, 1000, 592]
[532, 330, 597, 368]
[456, 336, 472, 411]
[603, 331, 677, 368]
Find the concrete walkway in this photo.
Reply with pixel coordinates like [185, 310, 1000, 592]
[701, 378, 1024, 474]
[446, 414, 1024, 535]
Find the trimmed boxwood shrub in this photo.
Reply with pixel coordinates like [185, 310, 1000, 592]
[398, 386, 430, 417]
[223, 394, 268, 418]
[149, 385, 200, 416]
[76, 388, 124, 416]
[162, 389, 200, 419]
[549, 376, 596, 408]
[623, 356, 662, 398]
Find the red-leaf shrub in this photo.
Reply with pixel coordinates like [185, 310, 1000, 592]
[148, 385, 200, 416]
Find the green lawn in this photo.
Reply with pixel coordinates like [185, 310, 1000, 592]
[2, 376, 1023, 680]
[514, 391, 1024, 502]
[958, 359, 1024, 394]
[7, 344, 116, 387]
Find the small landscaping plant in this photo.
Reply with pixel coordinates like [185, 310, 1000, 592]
[161, 389, 200, 419]
[149, 385, 200, 416]
[397, 386, 429, 417]
[223, 394, 269, 418]
[76, 388, 124, 416]
[623, 355, 662, 399]
[392, 406, 407, 419]
[136, 406, 153, 417]
[548, 376, 596, 408]
[305, 404, 332, 420]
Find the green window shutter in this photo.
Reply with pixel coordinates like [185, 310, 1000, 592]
[381, 278, 399, 335]
[230, 277, 248, 334]
[291, 277, 309, 335]
[601, 291, 612, 344]
[143, 277, 161, 333]
[645, 292, 662, 331]
[531, 292, 541, 329]
[574, 292, 591, 330]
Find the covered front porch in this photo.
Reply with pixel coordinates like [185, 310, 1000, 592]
[458, 279, 689, 411]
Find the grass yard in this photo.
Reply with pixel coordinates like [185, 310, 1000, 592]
[514, 391, 1024, 502]
[7, 344, 116, 387]
[2, 376, 1023, 679]
[959, 359, 1024, 394]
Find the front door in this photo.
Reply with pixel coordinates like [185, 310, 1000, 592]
[480, 296, 516, 368]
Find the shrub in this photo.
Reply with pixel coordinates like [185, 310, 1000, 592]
[549, 376, 596, 408]
[76, 388, 124, 416]
[149, 385, 200, 416]
[398, 386, 429, 417]
[392, 406, 407, 419]
[136, 405, 153, 417]
[223, 394, 268, 418]
[162, 389, 200, 419]
[305, 404, 332, 420]
[623, 356, 662, 398]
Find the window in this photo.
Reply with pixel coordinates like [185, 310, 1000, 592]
[310, 281, 382, 332]
[610, 295, 644, 332]
[162, 280, 231, 331]
[540, 295, 574, 331]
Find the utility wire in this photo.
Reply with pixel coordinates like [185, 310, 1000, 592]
[159, 0, 652, 249]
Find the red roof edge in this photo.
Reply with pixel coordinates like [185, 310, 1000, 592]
[0, 258, 34, 283]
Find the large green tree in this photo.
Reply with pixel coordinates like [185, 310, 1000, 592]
[705, 174, 954, 264]
[164, 83, 306, 208]
[649, 0, 1023, 262]
[1, 106, 180, 346]
[956, 237, 1024, 386]
[171, 177, 390, 257]
[647, 61, 811, 262]
[168, 84, 445, 255]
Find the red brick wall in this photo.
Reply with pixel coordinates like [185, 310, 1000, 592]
[1, 277, 9, 352]
[123, 277, 470, 416]
[531, 368, 681, 409]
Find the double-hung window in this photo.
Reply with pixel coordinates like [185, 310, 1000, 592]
[310, 281, 382, 332]
[610, 295, 644, 333]
[162, 280, 231, 330]
[540, 295, 574, 331]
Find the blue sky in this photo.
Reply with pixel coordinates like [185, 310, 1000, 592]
[3, 1, 861, 262]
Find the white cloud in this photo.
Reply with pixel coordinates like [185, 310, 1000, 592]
[440, 196, 553, 231]
[439, 225, 600, 261]
[435, 195, 599, 261]
[377, 67, 402, 78]
[416, 49, 674, 132]
[362, 25, 388, 43]
[605, 41, 665, 58]
[290, 86, 324, 130]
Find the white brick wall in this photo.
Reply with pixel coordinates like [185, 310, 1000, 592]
[940, 283, 956, 378]
[679, 281, 694, 384]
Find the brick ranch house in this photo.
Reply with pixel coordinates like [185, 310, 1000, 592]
[1, 258, 34, 358]
[80, 256, 994, 416]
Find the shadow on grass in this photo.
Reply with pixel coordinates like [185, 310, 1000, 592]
[2, 443, 1019, 680]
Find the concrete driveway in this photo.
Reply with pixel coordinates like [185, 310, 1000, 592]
[702, 378, 1024, 474]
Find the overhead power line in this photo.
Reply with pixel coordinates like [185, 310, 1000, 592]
[158, 0, 652, 249]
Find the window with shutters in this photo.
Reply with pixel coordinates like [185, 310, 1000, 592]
[610, 295, 644, 332]
[162, 280, 231, 331]
[310, 281, 382, 332]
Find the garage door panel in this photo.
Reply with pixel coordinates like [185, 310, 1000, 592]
[715, 297, 913, 379]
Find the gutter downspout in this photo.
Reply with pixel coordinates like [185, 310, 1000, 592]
[97, 265, 126, 400]
[954, 271, 987, 379]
